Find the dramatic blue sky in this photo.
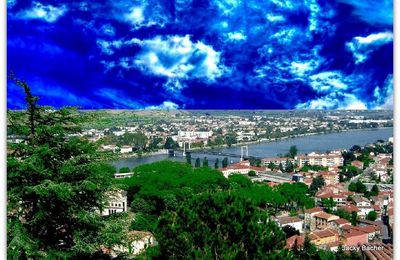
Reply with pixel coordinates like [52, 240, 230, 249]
[7, 0, 393, 109]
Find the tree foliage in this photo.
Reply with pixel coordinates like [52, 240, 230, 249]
[156, 192, 286, 259]
[7, 75, 121, 258]
[366, 211, 378, 221]
[309, 175, 325, 195]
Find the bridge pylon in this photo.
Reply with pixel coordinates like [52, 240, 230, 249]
[240, 145, 249, 161]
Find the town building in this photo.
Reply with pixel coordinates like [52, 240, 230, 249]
[261, 157, 295, 168]
[219, 161, 265, 178]
[275, 216, 303, 233]
[101, 190, 128, 216]
[314, 212, 340, 230]
[309, 229, 339, 247]
[304, 207, 324, 231]
[296, 152, 344, 167]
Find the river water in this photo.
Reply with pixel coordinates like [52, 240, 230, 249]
[113, 128, 393, 170]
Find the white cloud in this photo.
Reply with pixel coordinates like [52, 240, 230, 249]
[296, 92, 367, 110]
[99, 24, 116, 36]
[16, 2, 67, 23]
[346, 32, 393, 64]
[213, 0, 241, 15]
[372, 75, 393, 109]
[131, 35, 225, 81]
[226, 31, 247, 41]
[125, 6, 145, 25]
[7, 0, 17, 9]
[266, 14, 285, 23]
[95, 88, 142, 109]
[337, 0, 392, 26]
[146, 101, 179, 110]
[270, 28, 298, 44]
[111, 1, 169, 30]
[96, 39, 123, 55]
[308, 71, 348, 93]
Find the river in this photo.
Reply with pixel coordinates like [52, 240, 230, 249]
[112, 127, 393, 170]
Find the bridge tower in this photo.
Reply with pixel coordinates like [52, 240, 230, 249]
[182, 141, 191, 156]
[240, 146, 249, 161]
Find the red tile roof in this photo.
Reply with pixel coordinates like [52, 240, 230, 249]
[286, 235, 305, 249]
[344, 229, 367, 238]
[314, 212, 339, 220]
[333, 218, 350, 225]
[304, 207, 324, 214]
[311, 229, 338, 239]
[338, 204, 359, 213]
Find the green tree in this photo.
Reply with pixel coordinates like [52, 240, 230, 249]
[279, 163, 284, 172]
[351, 211, 358, 226]
[228, 174, 252, 188]
[222, 157, 228, 168]
[267, 162, 275, 170]
[185, 152, 192, 165]
[348, 181, 367, 193]
[225, 133, 237, 147]
[119, 166, 131, 173]
[7, 75, 122, 258]
[370, 184, 379, 196]
[322, 197, 336, 213]
[195, 158, 201, 168]
[202, 157, 209, 167]
[366, 211, 378, 221]
[285, 160, 294, 172]
[335, 209, 351, 221]
[282, 225, 300, 239]
[309, 175, 325, 195]
[214, 158, 219, 169]
[155, 192, 286, 259]
[288, 145, 298, 158]
[164, 137, 177, 149]
[248, 170, 257, 176]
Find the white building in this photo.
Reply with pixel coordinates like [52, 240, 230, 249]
[120, 146, 133, 154]
[101, 190, 128, 216]
[296, 152, 344, 167]
[275, 216, 303, 233]
[114, 172, 135, 179]
[178, 130, 213, 139]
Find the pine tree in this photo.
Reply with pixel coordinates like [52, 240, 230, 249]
[7, 75, 125, 258]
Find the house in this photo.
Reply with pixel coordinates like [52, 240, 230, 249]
[338, 204, 359, 215]
[261, 157, 295, 168]
[353, 197, 373, 217]
[354, 197, 371, 207]
[286, 235, 305, 250]
[101, 190, 128, 216]
[360, 242, 393, 260]
[315, 192, 347, 208]
[304, 207, 324, 231]
[120, 146, 133, 154]
[317, 171, 339, 185]
[329, 218, 350, 233]
[343, 229, 368, 247]
[296, 152, 344, 167]
[351, 225, 378, 241]
[275, 216, 303, 233]
[351, 160, 364, 170]
[114, 172, 135, 179]
[309, 229, 339, 247]
[219, 161, 266, 178]
[314, 212, 340, 230]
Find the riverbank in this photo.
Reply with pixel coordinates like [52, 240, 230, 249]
[108, 126, 393, 160]
[112, 127, 393, 169]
